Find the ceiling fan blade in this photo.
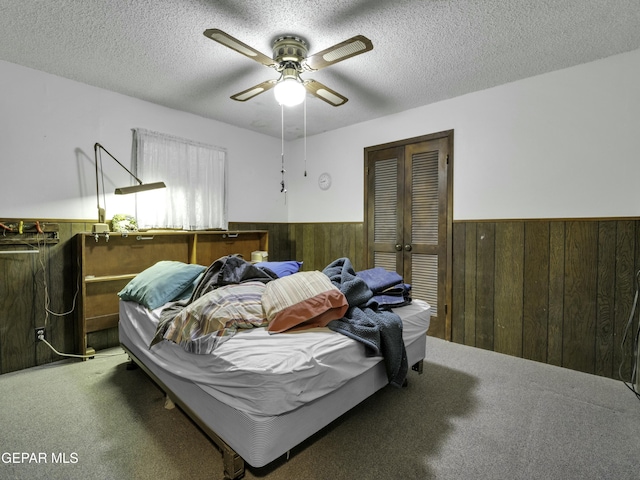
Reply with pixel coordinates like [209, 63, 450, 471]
[303, 80, 348, 106]
[230, 80, 277, 102]
[204, 28, 277, 68]
[303, 35, 373, 71]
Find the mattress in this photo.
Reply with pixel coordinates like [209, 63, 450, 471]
[119, 298, 431, 470]
[119, 298, 431, 416]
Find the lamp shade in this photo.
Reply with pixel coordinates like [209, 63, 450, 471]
[115, 181, 166, 195]
[274, 78, 306, 106]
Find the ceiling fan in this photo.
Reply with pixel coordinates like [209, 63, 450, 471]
[203, 29, 373, 107]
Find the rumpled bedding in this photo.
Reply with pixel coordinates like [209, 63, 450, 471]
[151, 255, 277, 348]
[322, 258, 408, 387]
[147, 254, 411, 388]
[161, 281, 268, 354]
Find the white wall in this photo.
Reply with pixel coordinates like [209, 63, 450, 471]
[3, 47, 640, 225]
[0, 60, 286, 223]
[286, 48, 640, 222]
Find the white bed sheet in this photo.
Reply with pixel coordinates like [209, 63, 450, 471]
[118, 299, 431, 416]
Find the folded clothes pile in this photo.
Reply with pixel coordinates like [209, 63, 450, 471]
[355, 267, 412, 309]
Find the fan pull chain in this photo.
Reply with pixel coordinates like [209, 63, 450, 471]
[280, 104, 287, 202]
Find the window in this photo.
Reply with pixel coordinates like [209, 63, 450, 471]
[133, 128, 228, 230]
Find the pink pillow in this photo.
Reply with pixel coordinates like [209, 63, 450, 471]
[262, 271, 348, 333]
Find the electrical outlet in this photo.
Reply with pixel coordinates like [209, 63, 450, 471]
[35, 327, 46, 342]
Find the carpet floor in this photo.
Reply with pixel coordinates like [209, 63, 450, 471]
[1, 337, 638, 480]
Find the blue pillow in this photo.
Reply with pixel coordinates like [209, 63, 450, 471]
[255, 260, 303, 278]
[174, 272, 204, 301]
[118, 261, 206, 310]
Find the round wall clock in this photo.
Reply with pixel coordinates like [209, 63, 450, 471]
[318, 172, 332, 190]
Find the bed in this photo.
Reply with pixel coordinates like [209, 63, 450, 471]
[117, 256, 431, 480]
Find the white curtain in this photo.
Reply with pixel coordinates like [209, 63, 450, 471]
[133, 128, 228, 230]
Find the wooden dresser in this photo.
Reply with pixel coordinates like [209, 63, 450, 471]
[75, 230, 268, 357]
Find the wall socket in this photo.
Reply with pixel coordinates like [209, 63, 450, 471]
[35, 327, 46, 341]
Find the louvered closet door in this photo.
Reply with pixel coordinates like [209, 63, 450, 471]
[366, 146, 404, 272]
[403, 138, 449, 336]
[365, 133, 451, 339]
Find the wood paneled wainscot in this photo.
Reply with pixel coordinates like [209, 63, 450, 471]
[75, 230, 268, 357]
[451, 219, 640, 379]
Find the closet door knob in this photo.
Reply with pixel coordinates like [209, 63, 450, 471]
[404, 244, 412, 251]
[395, 244, 402, 251]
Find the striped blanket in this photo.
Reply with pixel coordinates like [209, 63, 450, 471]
[162, 281, 268, 354]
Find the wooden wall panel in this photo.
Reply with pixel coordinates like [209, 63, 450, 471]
[494, 222, 524, 357]
[475, 223, 495, 351]
[0, 220, 87, 374]
[596, 221, 616, 377]
[463, 223, 477, 346]
[0, 253, 35, 373]
[547, 222, 565, 367]
[523, 221, 550, 363]
[313, 224, 328, 269]
[451, 218, 640, 379]
[563, 221, 598, 373]
[613, 221, 637, 379]
[451, 223, 466, 344]
[302, 224, 315, 266]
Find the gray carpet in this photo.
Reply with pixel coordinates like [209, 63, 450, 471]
[1, 338, 638, 480]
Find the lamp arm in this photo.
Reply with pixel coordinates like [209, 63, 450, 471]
[94, 142, 144, 186]
[94, 144, 105, 223]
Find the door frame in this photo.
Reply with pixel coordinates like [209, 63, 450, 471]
[363, 129, 454, 339]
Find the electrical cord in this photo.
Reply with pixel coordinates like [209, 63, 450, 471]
[38, 335, 126, 359]
[618, 269, 640, 401]
[34, 232, 116, 360]
[37, 233, 80, 322]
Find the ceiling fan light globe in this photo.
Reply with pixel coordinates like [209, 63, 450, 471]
[274, 79, 306, 106]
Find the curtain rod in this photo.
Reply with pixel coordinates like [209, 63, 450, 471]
[132, 128, 227, 152]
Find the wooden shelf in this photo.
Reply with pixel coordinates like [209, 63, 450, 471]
[75, 230, 268, 357]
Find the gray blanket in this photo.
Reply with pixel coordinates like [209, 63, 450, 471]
[322, 258, 408, 387]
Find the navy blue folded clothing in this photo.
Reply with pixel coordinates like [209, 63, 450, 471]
[356, 267, 403, 293]
[371, 286, 412, 310]
[357, 267, 412, 309]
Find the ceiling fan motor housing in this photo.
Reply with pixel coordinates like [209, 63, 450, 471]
[272, 36, 308, 65]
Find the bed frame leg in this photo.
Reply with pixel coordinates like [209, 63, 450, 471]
[222, 447, 245, 480]
[164, 395, 176, 410]
[125, 357, 139, 370]
[411, 359, 424, 374]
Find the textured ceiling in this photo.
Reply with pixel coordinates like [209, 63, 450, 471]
[1, 1, 639, 140]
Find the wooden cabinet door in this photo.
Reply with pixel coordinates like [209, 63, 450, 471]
[365, 132, 452, 338]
